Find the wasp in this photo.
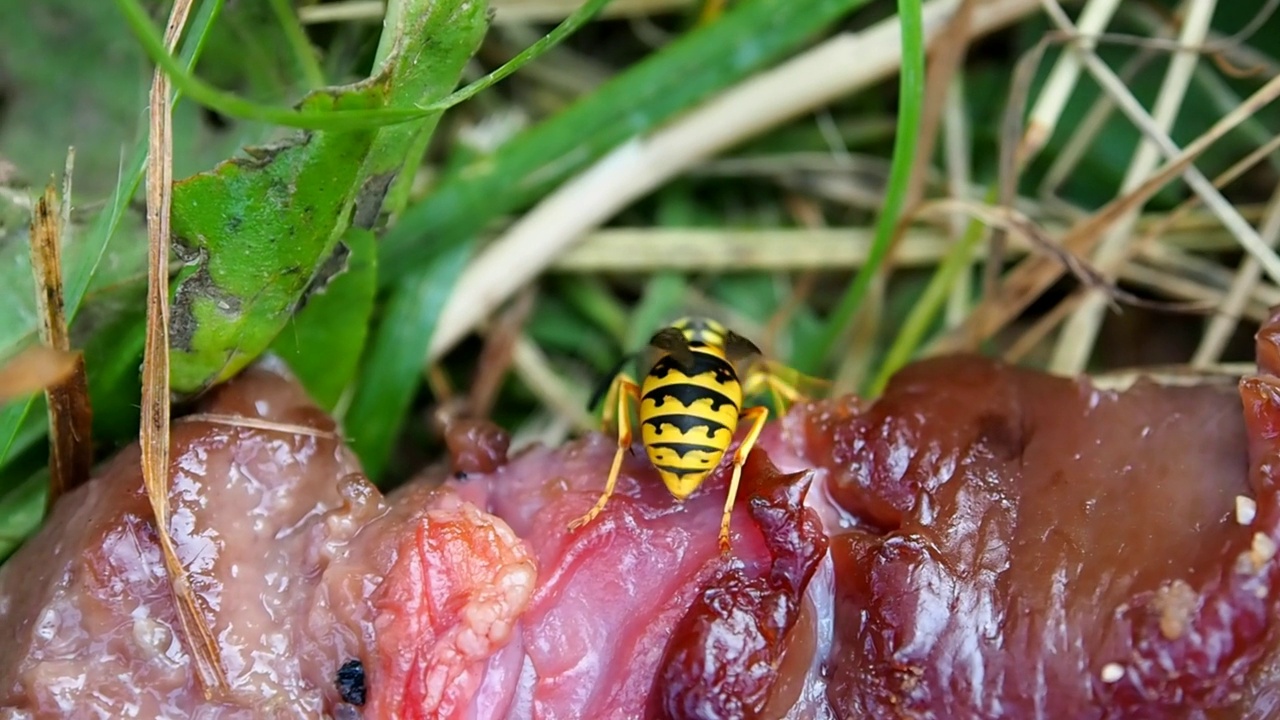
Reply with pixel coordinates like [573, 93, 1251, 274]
[567, 316, 818, 553]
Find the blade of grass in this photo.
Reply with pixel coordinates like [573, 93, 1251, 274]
[553, 277, 630, 344]
[344, 241, 472, 481]
[266, 0, 326, 90]
[114, 0, 615, 131]
[379, 0, 878, 284]
[140, 0, 228, 697]
[799, 0, 925, 376]
[869, 186, 996, 395]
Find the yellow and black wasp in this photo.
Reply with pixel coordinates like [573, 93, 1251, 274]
[567, 316, 820, 553]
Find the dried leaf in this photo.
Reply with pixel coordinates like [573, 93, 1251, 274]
[27, 177, 93, 508]
[0, 345, 80, 402]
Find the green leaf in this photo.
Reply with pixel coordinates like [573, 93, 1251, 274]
[345, 241, 473, 482]
[167, 0, 490, 395]
[270, 228, 377, 411]
[0, 472, 46, 562]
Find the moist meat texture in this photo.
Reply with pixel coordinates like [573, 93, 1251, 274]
[800, 354, 1276, 719]
[0, 364, 537, 719]
[5, 323, 1280, 719]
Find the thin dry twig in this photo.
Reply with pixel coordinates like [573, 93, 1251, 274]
[903, 0, 976, 212]
[943, 69, 974, 326]
[1089, 362, 1255, 390]
[548, 216, 1258, 272]
[1038, 45, 1161, 200]
[176, 413, 343, 439]
[916, 198, 1211, 314]
[511, 335, 596, 433]
[1022, 132, 1280, 354]
[141, 0, 228, 698]
[1192, 179, 1280, 366]
[1040, 1, 1280, 289]
[1050, 0, 1219, 374]
[28, 172, 93, 511]
[467, 289, 537, 420]
[930, 66, 1280, 355]
[1021, 0, 1121, 163]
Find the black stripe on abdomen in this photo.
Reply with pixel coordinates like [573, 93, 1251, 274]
[649, 352, 737, 385]
[642, 413, 729, 437]
[642, 383, 737, 413]
[649, 440, 721, 459]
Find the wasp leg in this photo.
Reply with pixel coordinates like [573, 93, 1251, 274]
[720, 405, 769, 554]
[569, 376, 641, 533]
[598, 371, 638, 437]
[742, 367, 804, 415]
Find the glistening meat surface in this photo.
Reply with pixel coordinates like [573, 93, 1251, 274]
[5, 318, 1280, 717]
[0, 365, 536, 719]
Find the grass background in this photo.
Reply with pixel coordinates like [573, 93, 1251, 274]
[0, 0, 1278, 557]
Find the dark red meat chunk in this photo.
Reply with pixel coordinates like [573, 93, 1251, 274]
[798, 353, 1276, 719]
[649, 451, 829, 719]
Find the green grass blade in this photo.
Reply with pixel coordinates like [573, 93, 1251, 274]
[266, 0, 326, 90]
[271, 229, 378, 411]
[799, 0, 925, 376]
[867, 186, 998, 395]
[554, 277, 630, 346]
[344, 242, 473, 481]
[114, 0, 615, 131]
[378, 0, 875, 286]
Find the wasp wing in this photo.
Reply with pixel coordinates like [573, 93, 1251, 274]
[647, 327, 696, 372]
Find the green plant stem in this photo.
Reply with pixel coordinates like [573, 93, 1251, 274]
[267, 0, 327, 90]
[113, 0, 616, 130]
[799, 0, 925, 376]
[868, 186, 998, 396]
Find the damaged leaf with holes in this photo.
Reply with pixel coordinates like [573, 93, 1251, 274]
[167, 0, 490, 396]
